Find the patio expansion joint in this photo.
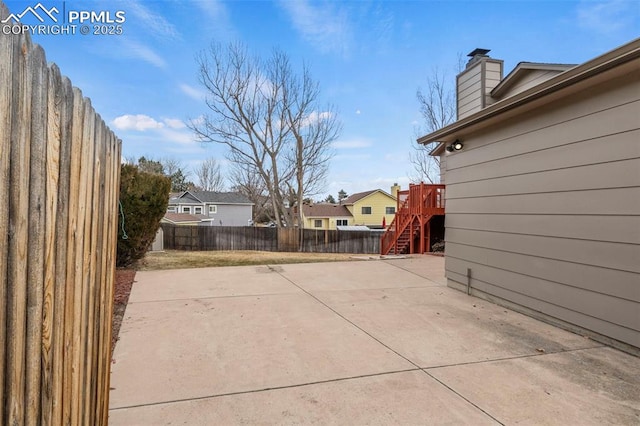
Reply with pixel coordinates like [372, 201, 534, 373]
[271, 266, 505, 426]
[416, 344, 607, 426]
[422, 344, 606, 371]
[108, 367, 422, 411]
[127, 291, 301, 305]
[382, 260, 445, 286]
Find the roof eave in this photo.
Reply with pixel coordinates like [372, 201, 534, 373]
[418, 38, 640, 150]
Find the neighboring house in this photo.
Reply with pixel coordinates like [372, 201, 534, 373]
[301, 203, 353, 230]
[161, 212, 214, 226]
[167, 190, 253, 226]
[420, 41, 640, 352]
[341, 185, 399, 229]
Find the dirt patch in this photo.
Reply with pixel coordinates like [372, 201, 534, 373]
[112, 268, 136, 357]
[137, 250, 363, 271]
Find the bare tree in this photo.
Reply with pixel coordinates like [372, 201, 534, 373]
[283, 65, 341, 235]
[229, 162, 272, 223]
[161, 157, 196, 192]
[410, 67, 458, 184]
[189, 42, 340, 227]
[162, 157, 185, 177]
[194, 157, 225, 191]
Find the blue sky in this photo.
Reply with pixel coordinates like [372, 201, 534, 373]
[6, 0, 639, 198]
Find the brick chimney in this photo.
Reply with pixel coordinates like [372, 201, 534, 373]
[456, 48, 503, 120]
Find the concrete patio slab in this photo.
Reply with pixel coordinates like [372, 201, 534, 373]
[128, 265, 302, 303]
[383, 255, 447, 284]
[312, 285, 601, 367]
[110, 258, 639, 425]
[110, 291, 413, 408]
[428, 346, 640, 425]
[279, 259, 441, 292]
[110, 370, 499, 425]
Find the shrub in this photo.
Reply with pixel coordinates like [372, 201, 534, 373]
[116, 164, 171, 267]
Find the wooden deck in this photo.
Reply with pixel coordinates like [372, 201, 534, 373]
[380, 183, 445, 255]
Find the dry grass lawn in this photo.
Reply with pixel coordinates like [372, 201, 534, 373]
[137, 250, 368, 271]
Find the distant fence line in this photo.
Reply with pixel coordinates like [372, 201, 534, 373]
[1, 4, 122, 425]
[162, 224, 381, 254]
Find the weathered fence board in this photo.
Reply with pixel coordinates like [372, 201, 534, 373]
[162, 224, 381, 254]
[1, 3, 122, 424]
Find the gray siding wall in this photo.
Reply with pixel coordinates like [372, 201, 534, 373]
[457, 66, 481, 119]
[444, 68, 640, 349]
[482, 60, 502, 107]
[457, 59, 503, 120]
[206, 204, 252, 226]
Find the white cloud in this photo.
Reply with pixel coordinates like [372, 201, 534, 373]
[300, 111, 333, 127]
[355, 109, 361, 115]
[125, 0, 180, 39]
[112, 113, 201, 155]
[332, 137, 372, 149]
[577, 0, 635, 34]
[159, 127, 195, 145]
[163, 118, 186, 129]
[191, 0, 237, 40]
[122, 40, 167, 69]
[112, 115, 187, 132]
[112, 114, 164, 131]
[179, 83, 205, 101]
[277, 0, 352, 56]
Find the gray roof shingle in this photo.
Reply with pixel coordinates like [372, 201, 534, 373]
[170, 191, 253, 205]
[302, 203, 352, 218]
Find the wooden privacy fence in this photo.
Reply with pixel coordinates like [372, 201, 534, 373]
[162, 224, 381, 254]
[1, 5, 122, 425]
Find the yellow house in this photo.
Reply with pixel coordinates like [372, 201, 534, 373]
[342, 185, 399, 228]
[301, 203, 352, 230]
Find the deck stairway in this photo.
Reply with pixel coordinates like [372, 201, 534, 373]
[380, 183, 445, 255]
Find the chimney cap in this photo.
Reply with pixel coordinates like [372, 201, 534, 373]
[468, 48, 490, 57]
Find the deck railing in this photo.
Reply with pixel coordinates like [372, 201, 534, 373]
[380, 183, 445, 255]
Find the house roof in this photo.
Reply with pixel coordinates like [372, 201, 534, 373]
[424, 39, 640, 155]
[342, 189, 395, 204]
[162, 213, 212, 224]
[491, 62, 576, 98]
[169, 192, 201, 204]
[302, 203, 352, 218]
[169, 190, 253, 205]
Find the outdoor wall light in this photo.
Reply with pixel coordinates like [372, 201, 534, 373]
[446, 140, 464, 152]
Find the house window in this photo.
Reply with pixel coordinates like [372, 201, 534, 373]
[361, 206, 372, 215]
[209, 205, 217, 214]
[194, 207, 202, 214]
[336, 219, 348, 226]
[314, 219, 323, 228]
[385, 207, 395, 214]
[182, 206, 191, 214]
[167, 206, 176, 212]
